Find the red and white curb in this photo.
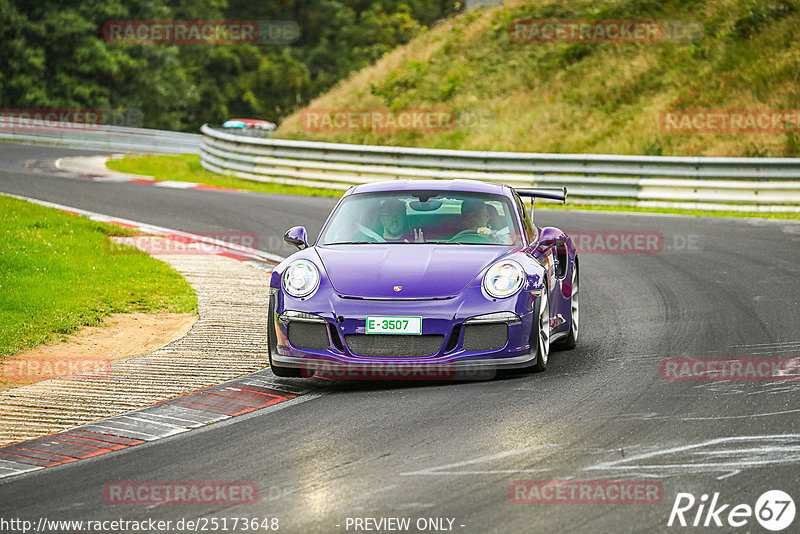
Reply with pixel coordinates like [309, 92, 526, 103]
[54, 155, 246, 192]
[0, 193, 306, 480]
[0, 374, 318, 479]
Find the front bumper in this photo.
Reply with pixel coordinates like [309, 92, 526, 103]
[268, 288, 541, 378]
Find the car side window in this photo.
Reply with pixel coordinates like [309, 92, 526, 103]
[514, 192, 535, 243]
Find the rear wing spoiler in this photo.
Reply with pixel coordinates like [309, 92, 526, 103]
[515, 187, 567, 203]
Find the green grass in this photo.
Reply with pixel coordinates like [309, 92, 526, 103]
[276, 0, 800, 158]
[0, 196, 198, 359]
[106, 154, 343, 198]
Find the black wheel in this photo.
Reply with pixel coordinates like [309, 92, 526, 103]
[505, 280, 551, 377]
[529, 281, 551, 372]
[268, 299, 303, 378]
[553, 260, 579, 351]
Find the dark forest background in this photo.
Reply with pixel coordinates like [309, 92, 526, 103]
[0, 0, 458, 131]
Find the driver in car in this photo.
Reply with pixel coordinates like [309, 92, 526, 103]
[379, 199, 424, 242]
[459, 198, 505, 243]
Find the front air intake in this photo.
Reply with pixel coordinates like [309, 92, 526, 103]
[287, 321, 330, 351]
[344, 335, 444, 358]
[463, 323, 508, 352]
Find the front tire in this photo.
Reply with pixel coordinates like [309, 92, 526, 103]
[530, 283, 551, 372]
[553, 260, 579, 351]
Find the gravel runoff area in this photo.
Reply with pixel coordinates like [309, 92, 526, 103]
[0, 239, 272, 446]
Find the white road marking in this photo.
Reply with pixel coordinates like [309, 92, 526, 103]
[584, 434, 800, 475]
[716, 470, 741, 480]
[400, 444, 557, 476]
[643, 408, 800, 421]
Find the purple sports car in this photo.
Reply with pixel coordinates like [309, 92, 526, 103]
[268, 179, 578, 380]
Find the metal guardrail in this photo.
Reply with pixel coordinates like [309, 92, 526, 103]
[0, 120, 201, 153]
[200, 124, 800, 211]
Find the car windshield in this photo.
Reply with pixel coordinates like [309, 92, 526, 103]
[319, 190, 522, 246]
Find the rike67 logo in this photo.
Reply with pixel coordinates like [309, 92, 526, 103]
[668, 490, 795, 531]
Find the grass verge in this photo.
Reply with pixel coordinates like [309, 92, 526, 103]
[276, 0, 800, 158]
[0, 195, 198, 359]
[106, 154, 343, 197]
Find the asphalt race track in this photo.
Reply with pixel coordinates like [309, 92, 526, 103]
[1, 143, 799, 533]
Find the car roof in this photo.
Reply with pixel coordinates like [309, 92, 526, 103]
[348, 179, 511, 196]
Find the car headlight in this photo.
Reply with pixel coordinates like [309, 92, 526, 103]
[482, 260, 525, 298]
[282, 260, 320, 298]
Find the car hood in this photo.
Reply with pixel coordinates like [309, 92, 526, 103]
[315, 244, 513, 298]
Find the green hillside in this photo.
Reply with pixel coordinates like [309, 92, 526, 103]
[276, 0, 800, 157]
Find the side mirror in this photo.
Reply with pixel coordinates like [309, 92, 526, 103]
[284, 226, 308, 250]
[537, 226, 566, 252]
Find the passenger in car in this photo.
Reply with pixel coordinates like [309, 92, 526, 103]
[379, 199, 424, 242]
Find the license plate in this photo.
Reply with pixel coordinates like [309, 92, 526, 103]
[366, 316, 422, 335]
